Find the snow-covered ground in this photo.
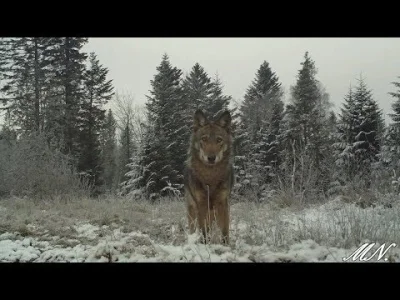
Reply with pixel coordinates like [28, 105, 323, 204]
[0, 196, 399, 262]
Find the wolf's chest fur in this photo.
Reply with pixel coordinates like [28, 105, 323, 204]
[190, 157, 230, 195]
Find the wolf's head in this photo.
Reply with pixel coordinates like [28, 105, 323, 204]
[191, 109, 232, 166]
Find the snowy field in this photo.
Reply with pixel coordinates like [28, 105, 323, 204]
[1, 195, 400, 262]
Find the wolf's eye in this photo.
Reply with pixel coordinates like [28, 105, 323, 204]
[201, 136, 207, 142]
[217, 137, 222, 143]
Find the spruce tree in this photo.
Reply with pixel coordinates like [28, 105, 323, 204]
[286, 52, 321, 151]
[334, 85, 358, 181]
[335, 76, 384, 187]
[141, 53, 184, 200]
[206, 73, 232, 118]
[236, 61, 285, 195]
[282, 52, 334, 196]
[378, 76, 400, 183]
[387, 76, 400, 159]
[118, 122, 136, 189]
[111, 92, 138, 191]
[0, 38, 53, 133]
[266, 98, 285, 174]
[240, 61, 283, 149]
[352, 76, 383, 179]
[182, 63, 233, 120]
[180, 63, 214, 153]
[78, 52, 114, 189]
[182, 63, 213, 111]
[45, 37, 88, 157]
[100, 109, 118, 193]
[389, 76, 400, 126]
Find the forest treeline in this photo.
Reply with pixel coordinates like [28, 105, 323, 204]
[0, 38, 399, 205]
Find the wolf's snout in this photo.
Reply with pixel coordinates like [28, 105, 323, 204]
[208, 155, 216, 163]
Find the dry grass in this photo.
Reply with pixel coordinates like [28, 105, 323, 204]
[0, 195, 188, 245]
[1, 192, 400, 253]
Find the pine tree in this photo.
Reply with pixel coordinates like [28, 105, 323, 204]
[327, 111, 338, 143]
[312, 83, 336, 193]
[0, 38, 9, 86]
[110, 92, 137, 191]
[78, 52, 114, 189]
[120, 133, 145, 198]
[236, 61, 285, 195]
[0, 124, 17, 144]
[286, 52, 321, 150]
[388, 76, 400, 152]
[352, 76, 383, 179]
[182, 64, 233, 119]
[239, 61, 283, 150]
[334, 85, 358, 181]
[118, 122, 136, 189]
[0, 38, 15, 107]
[206, 73, 232, 118]
[0, 38, 21, 99]
[180, 63, 214, 154]
[382, 76, 400, 172]
[282, 52, 334, 196]
[0, 38, 54, 133]
[389, 76, 400, 126]
[266, 98, 285, 174]
[141, 53, 184, 200]
[335, 76, 384, 187]
[182, 63, 213, 112]
[45, 37, 88, 157]
[99, 109, 118, 193]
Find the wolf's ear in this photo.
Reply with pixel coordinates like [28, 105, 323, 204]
[194, 109, 208, 131]
[216, 110, 231, 130]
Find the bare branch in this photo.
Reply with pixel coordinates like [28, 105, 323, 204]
[109, 91, 148, 146]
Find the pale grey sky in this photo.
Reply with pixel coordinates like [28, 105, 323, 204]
[83, 37, 400, 124]
[1, 38, 399, 126]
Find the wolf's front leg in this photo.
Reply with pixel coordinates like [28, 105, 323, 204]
[197, 200, 213, 244]
[216, 203, 229, 244]
[215, 191, 230, 245]
[187, 202, 197, 234]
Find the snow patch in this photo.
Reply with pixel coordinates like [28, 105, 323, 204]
[1, 198, 400, 262]
[74, 223, 99, 240]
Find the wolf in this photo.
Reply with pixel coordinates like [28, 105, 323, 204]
[183, 109, 234, 245]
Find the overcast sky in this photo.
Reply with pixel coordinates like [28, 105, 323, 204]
[83, 37, 400, 124]
[1, 38, 399, 126]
